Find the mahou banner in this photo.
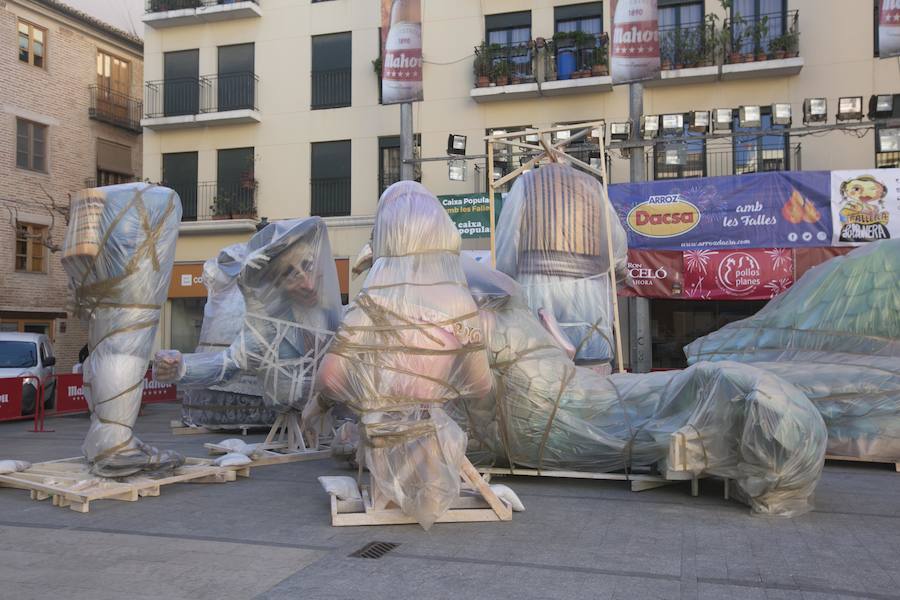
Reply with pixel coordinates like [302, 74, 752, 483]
[880, 0, 900, 58]
[610, 0, 660, 85]
[682, 248, 794, 300]
[381, 0, 423, 104]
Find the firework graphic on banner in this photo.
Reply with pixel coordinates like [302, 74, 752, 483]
[764, 248, 793, 271]
[764, 277, 793, 297]
[684, 249, 717, 273]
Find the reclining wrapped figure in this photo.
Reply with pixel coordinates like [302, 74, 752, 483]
[305, 181, 492, 529]
[456, 257, 828, 517]
[685, 239, 900, 462]
[153, 218, 343, 427]
[495, 163, 628, 370]
[62, 183, 184, 477]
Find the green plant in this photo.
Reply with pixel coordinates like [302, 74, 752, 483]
[492, 60, 510, 78]
[751, 15, 769, 56]
[552, 30, 577, 47]
[473, 42, 490, 78]
[372, 56, 382, 76]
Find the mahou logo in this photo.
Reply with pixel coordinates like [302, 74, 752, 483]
[626, 195, 701, 238]
[883, 0, 900, 19]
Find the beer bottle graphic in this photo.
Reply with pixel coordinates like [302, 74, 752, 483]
[610, 0, 660, 84]
[382, 0, 423, 104]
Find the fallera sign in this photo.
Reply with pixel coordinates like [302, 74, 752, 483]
[626, 195, 700, 238]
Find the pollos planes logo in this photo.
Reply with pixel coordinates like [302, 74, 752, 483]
[626, 194, 701, 238]
[716, 252, 761, 296]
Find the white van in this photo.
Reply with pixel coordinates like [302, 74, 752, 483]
[0, 332, 57, 415]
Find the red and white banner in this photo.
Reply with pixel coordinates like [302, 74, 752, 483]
[621, 250, 684, 297]
[0, 377, 24, 421]
[610, 0, 660, 85]
[880, 0, 900, 58]
[682, 248, 794, 301]
[381, 0, 423, 104]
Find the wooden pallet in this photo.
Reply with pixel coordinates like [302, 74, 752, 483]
[825, 454, 900, 472]
[170, 420, 270, 436]
[331, 457, 513, 527]
[0, 457, 240, 513]
[203, 441, 331, 467]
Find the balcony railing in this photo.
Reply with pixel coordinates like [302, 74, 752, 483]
[474, 36, 610, 89]
[473, 42, 534, 86]
[724, 10, 799, 64]
[311, 177, 350, 217]
[145, 0, 258, 12]
[168, 180, 258, 222]
[311, 68, 351, 109]
[89, 85, 143, 133]
[644, 142, 801, 181]
[659, 21, 715, 70]
[144, 72, 258, 118]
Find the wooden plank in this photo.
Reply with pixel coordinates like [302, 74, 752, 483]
[332, 507, 505, 527]
[478, 467, 667, 483]
[825, 455, 900, 472]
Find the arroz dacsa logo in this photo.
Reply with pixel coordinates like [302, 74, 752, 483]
[626, 194, 701, 238]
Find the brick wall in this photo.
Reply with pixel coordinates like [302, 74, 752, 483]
[0, 0, 143, 371]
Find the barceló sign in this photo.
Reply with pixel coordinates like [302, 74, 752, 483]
[626, 195, 701, 238]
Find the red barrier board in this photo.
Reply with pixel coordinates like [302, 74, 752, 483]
[141, 371, 177, 403]
[0, 377, 24, 421]
[55, 373, 87, 413]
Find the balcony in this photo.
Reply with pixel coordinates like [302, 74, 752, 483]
[142, 73, 260, 130]
[721, 10, 802, 80]
[639, 142, 801, 182]
[144, 0, 261, 29]
[311, 68, 352, 110]
[311, 177, 351, 218]
[647, 20, 718, 87]
[471, 36, 612, 103]
[170, 181, 258, 234]
[89, 86, 143, 133]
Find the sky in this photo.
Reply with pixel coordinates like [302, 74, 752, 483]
[59, 0, 145, 39]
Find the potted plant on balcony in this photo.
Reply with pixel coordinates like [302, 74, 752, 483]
[660, 31, 674, 70]
[784, 20, 799, 57]
[473, 43, 491, 87]
[210, 196, 234, 220]
[591, 47, 608, 77]
[750, 16, 769, 62]
[768, 34, 786, 59]
[553, 31, 577, 80]
[492, 60, 510, 86]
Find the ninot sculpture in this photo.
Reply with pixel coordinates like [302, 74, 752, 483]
[62, 183, 183, 477]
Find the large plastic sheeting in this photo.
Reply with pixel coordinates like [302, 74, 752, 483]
[685, 240, 900, 462]
[456, 258, 827, 516]
[154, 218, 342, 415]
[496, 163, 628, 365]
[180, 243, 276, 428]
[315, 181, 492, 529]
[62, 183, 184, 477]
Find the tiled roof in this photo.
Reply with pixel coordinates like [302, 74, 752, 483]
[32, 0, 143, 50]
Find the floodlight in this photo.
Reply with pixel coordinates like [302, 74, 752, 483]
[610, 122, 631, 141]
[713, 108, 733, 132]
[802, 98, 827, 124]
[869, 94, 895, 120]
[663, 144, 687, 166]
[662, 114, 684, 134]
[642, 115, 660, 139]
[836, 97, 863, 121]
[739, 105, 761, 128]
[689, 111, 709, 133]
[772, 103, 792, 126]
[447, 134, 467, 156]
[448, 160, 466, 181]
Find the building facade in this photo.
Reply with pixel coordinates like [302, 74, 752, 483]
[0, 0, 144, 370]
[141, 0, 899, 365]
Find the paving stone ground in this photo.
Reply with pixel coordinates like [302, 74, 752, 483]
[0, 404, 898, 600]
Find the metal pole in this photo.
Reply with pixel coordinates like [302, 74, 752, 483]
[628, 82, 652, 374]
[487, 140, 496, 268]
[400, 102, 414, 181]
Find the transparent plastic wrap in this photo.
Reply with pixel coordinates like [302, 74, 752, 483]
[685, 240, 900, 461]
[315, 181, 492, 529]
[456, 258, 827, 516]
[62, 183, 184, 477]
[154, 218, 343, 415]
[495, 163, 628, 365]
[180, 243, 276, 427]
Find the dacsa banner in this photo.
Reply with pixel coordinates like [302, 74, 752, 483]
[830, 169, 900, 245]
[608, 171, 832, 251]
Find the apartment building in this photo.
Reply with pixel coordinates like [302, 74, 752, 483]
[0, 0, 143, 370]
[141, 0, 899, 363]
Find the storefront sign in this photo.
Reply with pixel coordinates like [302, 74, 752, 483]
[830, 169, 900, 245]
[610, 171, 832, 251]
[620, 250, 683, 297]
[168, 263, 206, 298]
[682, 248, 794, 300]
[438, 194, 504, 239]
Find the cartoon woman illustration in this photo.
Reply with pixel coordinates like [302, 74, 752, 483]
[839, 175, 890, 242]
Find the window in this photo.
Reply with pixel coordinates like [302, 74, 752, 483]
[555, 3, 603, 73]
[876, 124, 900, 168]
[18, 20, 46, 68]
[311, 140, 351, 217]
[218, 43, 255, 112]
[14, 223, 47, 273]
[658, 1, 705, 67]
[732, 109, 790, 174]
[96, 139, 133, 187]
[731, 0, 787, 55]
[16, 119, 47, 172]
[486, 12, 532, 80]
[216, 147, 256, 217]
[486, 126, 531, 192]
[312, 32, 352, 109]
[163, 49, 199, 116]
[378, 135, 421, 196]
[654, 115, 706, 180]
[163, 152, 199, 220]
[97, 50, 130, 94]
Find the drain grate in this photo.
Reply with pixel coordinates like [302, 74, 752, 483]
[349, 541, 400, 559]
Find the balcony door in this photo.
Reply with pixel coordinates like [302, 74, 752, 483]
[97, 51, 131, 124]
[486, 12, 532, 80]
[163, 151, 198, 220]
[216, 147, 255, 218]
[217, 43, 255, 112]
[164, 49, 199, 116]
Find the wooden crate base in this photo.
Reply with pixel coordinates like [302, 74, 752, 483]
[825, 454, 900, 472]
[170, 420, 270, 436]
[0, 457, 240, 513]
[478, 466, 703, 496]
[203, 441, 331, 470]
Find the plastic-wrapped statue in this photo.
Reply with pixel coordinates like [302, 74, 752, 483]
[455, 258, 828, 516]
[496, 163, 628, 369]
[179, 243, 275, 428]
[305, 181, 492, 529]
[154, 218, 342, 424]
[685, 240, 900, 462]
[62, 183, 184, 477]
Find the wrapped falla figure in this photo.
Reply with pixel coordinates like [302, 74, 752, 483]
[153, 218, 342, 437]
[304, 181, 493, 529]
[495, 163, 628, 370]
[62, 183, 184, 477]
